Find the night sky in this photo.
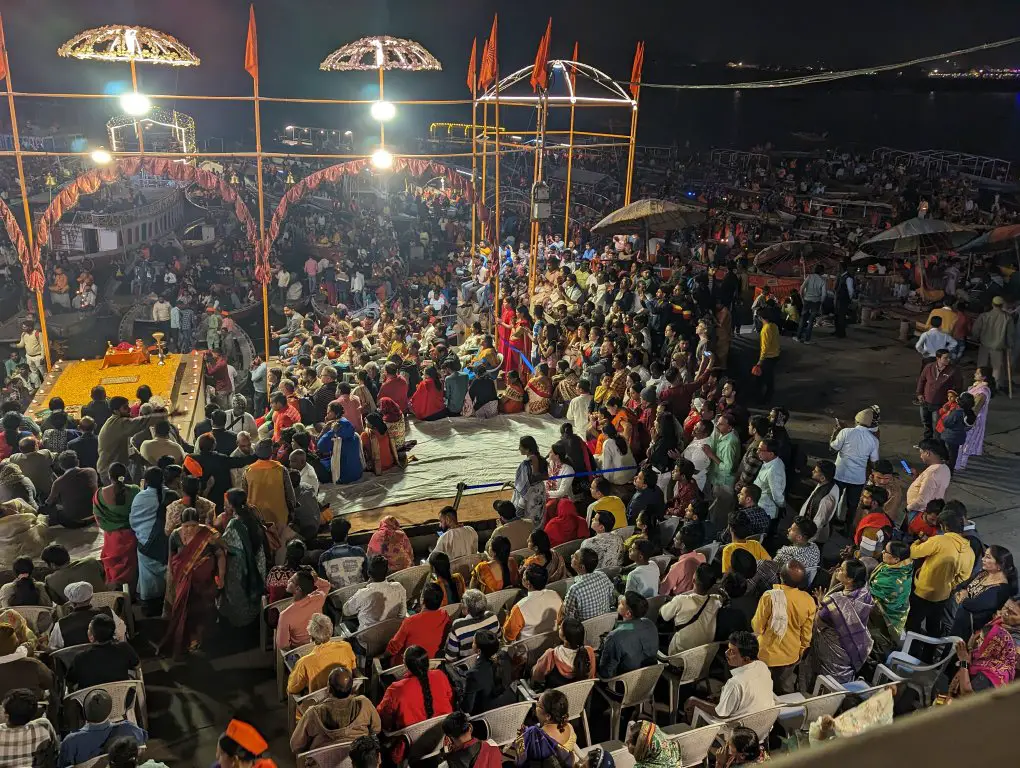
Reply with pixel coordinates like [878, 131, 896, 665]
[4, 1, 1020, 150]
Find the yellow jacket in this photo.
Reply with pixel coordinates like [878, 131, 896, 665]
[721, 540, 771, 573]
[752, 584, 816, 667]
[910, 532, 975, 602]
[759, 322, 780, 362]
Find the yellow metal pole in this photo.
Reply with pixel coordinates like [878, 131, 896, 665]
[252, 56, 270, 364]
[624, 98, 640, 206]
[494, 75, 501, 253]
[2, 36, 50, 370]
[130, 59, 145, 154]
[378, 68, 385, 147]
[480, 101, 488, 242]
[470, 83, 478, 263]
[563, 98, 576, 244]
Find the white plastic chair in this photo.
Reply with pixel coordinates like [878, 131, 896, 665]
[594, 663, 665, 740]
[644, 594, 669, 624]
[450, 553, 485, 586]
[651, 554, 674, 577]
[470, 700, 533, 746]
[12, 605, 53, 634]
[657, 642, 724, 724]
[553, 539, 585, 567]
[484, 588, 522, 622]
[669, 723, 726, 767]
[505, 630, 560, 668]
[776, 690, 847, 733]
[296, 740, 353, 768]
[385, 713, 447, 762]
[278, 642, 314, 702]
[387, 564, 431, 605]
[547, 577, 576, 600]
[518, 678, 597, 746]
[874, 631, 962, 706]
[613, 526, 636, 540]
[691, 704, 781, 743]
[64, 679, 147, 731]
[261, 596, 294, 654]
[581, 612, 618, 651]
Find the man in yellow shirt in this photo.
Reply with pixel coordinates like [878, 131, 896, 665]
[907, 503, 975, 636]
[721, 511, 771, 573]
[755, 310, 781, 404]
[286, 613, 358, 696]
[752, 562, 816, 693]
[587, 477, 628, 530]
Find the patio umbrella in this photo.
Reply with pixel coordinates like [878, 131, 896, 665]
[753, 240, 846, 277]
[958, 224, 1020, 254]
[856, 217, 975, 258]
[592, 199, 706, 236]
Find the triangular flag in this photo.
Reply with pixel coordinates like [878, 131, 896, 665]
[479, 15, 498, 90]
[530, 18, 552, 92]
[244, 5, 259, 81]
[570, 41, 579, 90]
[629, 41, 644, 100]
[466, 37, 477, 94]
[0, 13, 8, 82]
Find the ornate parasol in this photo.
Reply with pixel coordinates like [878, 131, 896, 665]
[855, 217, 975, 258]
[753, 240, 845, 277]
[58, 25, 200, 66]
[958, 224, 1020, 254]
[592, 199, 705, 236]
[319, 36, 441, 72]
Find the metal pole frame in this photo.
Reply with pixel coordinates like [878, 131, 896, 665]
[250, 31, 270, 364]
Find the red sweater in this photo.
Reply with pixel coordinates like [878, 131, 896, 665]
[378, 375, 410, 413]
[543, 499, 590, 548]
[385, 609, 451, 666]
[410, 379, 445, 420]
[377, 670, 455, 730]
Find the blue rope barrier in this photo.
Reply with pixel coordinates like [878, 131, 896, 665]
[461, 465, 641, 492]
[511, 345, 536, 374]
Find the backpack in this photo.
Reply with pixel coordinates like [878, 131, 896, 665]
[297, 396, 317, 425]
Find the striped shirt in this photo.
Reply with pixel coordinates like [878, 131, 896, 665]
[445, 610, 501, 660]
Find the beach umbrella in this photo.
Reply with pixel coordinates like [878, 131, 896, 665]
[855, 217, 975, 258]
[958, 224, 1020, 254]
[753, 240, 845, 277]
[591, 199, 706, 237]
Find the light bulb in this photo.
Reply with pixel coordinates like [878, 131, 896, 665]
[90, 149, 112, 165]
[120, 92, 151, 116]
[371, 148, 393, 169]
[370, 100, 396, 122]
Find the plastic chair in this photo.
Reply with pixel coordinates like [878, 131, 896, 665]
[13, 605, 53, 634]
[470, 701, 533, 746]
[547, 578, 576, 600]
[505, 631, 560, 670]
[278, 642, 314, 702]
[296, 740, 353, 768]
[442, 602, 463, 620]
[385, 713, 447, 762]
[594, 663, 665, 740]
[668, 723, 726, 767]
[776, 690, 847, 733]
[874, 631, 962, 706]
[644, 595, 669, 624]
[658, 517, 681, 549]
[596, 566, 621, 582]
[656, 642, 724, 724]
[553, 539, 584, 566]
[694, 543, 720, 564]
[450, 553, 485, 586]
[651, 554, 674, 577]
[747, 533, 766, 545]
[613, 526, 635, 541]
[348, 618, 405, 672]
[89, 591, 131, 635]
[387, 564, 431, 605]
[519, 678, 597, 746]
[510, 547, 532, 564]
[73, 755, 111, 768]
[580, 744, 636, 768]
[484, 588, 522, 622]
[262, 596, 295, 654]
[64, 680, 147, 731]
[582, 612, 619, 651]
[327, 584, 363, 613]
[689, 705, 781, 744]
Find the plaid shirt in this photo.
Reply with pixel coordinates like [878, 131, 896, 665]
[0, 718, 58, 768]
[563, 571, 618, 623]
[719, 505, 769, 543]
[736, 441, 763, 488]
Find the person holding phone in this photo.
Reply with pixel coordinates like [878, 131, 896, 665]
[829, 408, 881, 523]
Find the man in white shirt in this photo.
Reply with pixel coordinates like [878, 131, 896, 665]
[829, 408, 880, 523]
[566, 380, 593, 437]
[915, 315, 960, 362]
[342, 556, 407, 630]
[432, 506, 479, 561]
[799, 460, 840, 544]
[753, 439, 786, 521]
[502, 564, 562, 642]
[682, 419, 713, 491]
[684, 631, 776, 725]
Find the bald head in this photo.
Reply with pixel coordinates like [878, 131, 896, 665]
[781, 561, 806, 587]
[328, 665, 354, 699]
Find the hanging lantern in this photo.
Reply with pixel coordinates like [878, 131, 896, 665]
[230, 171, 240, 186]
[286, 171, 295, 185]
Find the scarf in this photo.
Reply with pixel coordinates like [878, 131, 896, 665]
[378, 396, 402, 424]
[824, 586, 874, 671]
[764, 587, 790, 639]
[868, 561, 913, 633]
[629, 721, 681, 768]
[971, 619, 1018, 689]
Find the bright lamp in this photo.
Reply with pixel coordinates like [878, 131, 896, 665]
[371, 149, 393, 169]
[91, 149, 113, 165]
[120, 92, 151, 116]
[370, 100, 396, 122]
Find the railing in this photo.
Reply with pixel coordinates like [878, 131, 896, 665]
[71, 188, 185, 228]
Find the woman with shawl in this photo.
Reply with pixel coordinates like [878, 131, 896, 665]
[798, 558, 874, 691]
[503, 689, 577, 767]
[129, 466, 174, 613]
[950, 617, 1018, 696]
[500, 370, 526, 414]
[867, 541, 914, 658]
[162, 507, 226, 657]
[361, 413, 406, 476]
[218, 488, 268, 628]
[367, 515, 414, 573]
[956, 365, 994, 470]
[513, 436, 549, 524]
[525, 363, 553, 415]
[93, 462, 140, 586]
[376, 396, 409, 450]
[316, 403, 363, 485]
[625, 720, 681, 768]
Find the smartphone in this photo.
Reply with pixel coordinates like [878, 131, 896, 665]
[900, 460, 913, 476]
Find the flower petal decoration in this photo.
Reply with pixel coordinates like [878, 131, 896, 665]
[319, 36, 441, 72]
[58, 25, 200, 66]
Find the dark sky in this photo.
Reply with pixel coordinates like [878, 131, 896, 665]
[4, 0, 1020, 149]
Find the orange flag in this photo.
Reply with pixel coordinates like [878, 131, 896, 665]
[530, 18, 552, 92]
[570, 41, 579, 90]
[244, 5, 259, 81]
[479, 15, 498, 90]
[0, 13, 8, 82]
[629, 41, 645, 99]
[466, 37, 477, 94]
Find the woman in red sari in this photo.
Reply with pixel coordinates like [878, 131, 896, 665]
[162, 507, 226, 657]
[507, 307, 534, 381]
[497, 299, 516, 374]
[92, 463, 140, 587]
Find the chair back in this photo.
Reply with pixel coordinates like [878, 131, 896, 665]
[510, 547, 532, 564]
[387, 564, 431, 604]
[442, 602, 463, 619]
[505, 631, 560, 669]
[670, 723, 726, 768]
[297, 740, 354, 768]
[694, 543, 720, 564]
[547, 578, 575, 600]
[731, 706, 781, 742]
[644, 594, 669, 623]
[612, 663, 665, 708]
[64, 680, 145, 730]
[596, 566, 621, 581]
[661, 641, 723, 686]
[349, 618, 404, 661]
[747, 533, 766, 545]
[264, 596, 295, 631]
[74, 755, 110, 768]
[552, 539, 584, 565]
[798, 691, 847, 730]
[651, 554, 674, 577]
[582, 612, 618, 651]
[470, 701, 534, 746]
[389, 713, 447, 762]
[658, 517, 681, 549]
[51, 643, 91, 679]
[549, 679, 596, 722]
[327, 584, 362, 612]
[13, 605, 53, 634]
[450, 553, 485, 585]
[484, 588, 522, 620]
[613, 526, 636, 540]
[380, 657, 444, 683]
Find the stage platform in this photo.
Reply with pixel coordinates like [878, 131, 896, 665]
[26, 350, 206, 445]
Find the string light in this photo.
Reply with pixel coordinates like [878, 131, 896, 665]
[319, 36, 441, 72]
[58, 25, 201, 66]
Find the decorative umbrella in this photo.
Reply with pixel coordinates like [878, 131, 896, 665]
[753, 240, 845, 277]
[855, 217, 975, 258]
[958, 224, 1020, 254]
[591, 199, 705, 236]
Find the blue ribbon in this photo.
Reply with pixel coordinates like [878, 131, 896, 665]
[462, 465, 640, 491]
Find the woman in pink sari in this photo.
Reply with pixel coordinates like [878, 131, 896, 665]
[161, 508, 226, 657]
[498, 299, 516, 374]
[956, 366, 993, 471]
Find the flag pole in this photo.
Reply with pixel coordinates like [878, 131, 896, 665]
[493, 20, 502, 331]
[564, 43, 578, 246]
[480, 100, 488, 242]
[247, 6, 270, 364]
[469, 42, 478, 273]
[1, 14, 50, 370]
[624, 43, 643, 207]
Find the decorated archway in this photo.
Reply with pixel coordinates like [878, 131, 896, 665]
[0, 199, 32, 290]
[30, 156, 268, 285]
[264, 158, 478, 253]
